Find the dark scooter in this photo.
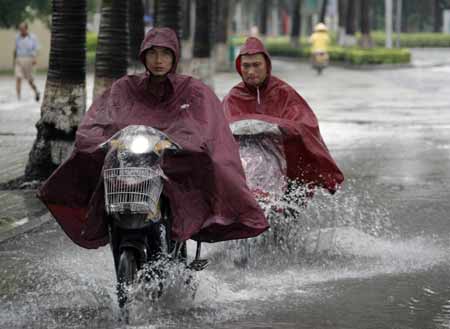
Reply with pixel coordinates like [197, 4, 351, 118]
[100, 125, 207, 321]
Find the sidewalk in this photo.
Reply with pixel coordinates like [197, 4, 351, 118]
[0, 75, 48, 242]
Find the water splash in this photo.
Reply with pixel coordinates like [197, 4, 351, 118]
[212, 180, 397, 269]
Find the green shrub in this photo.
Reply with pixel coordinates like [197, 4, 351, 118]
[343, 48, 411, 65]
[87, 51, 96, 65]
[87, 32, 98, 52]
[369, 32, 450, 48]
[264, 41, 410, 65]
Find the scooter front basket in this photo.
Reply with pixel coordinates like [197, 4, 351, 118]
[103, 167, 163, 217]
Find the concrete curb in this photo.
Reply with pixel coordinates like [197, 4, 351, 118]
[0, 212, 52, 244]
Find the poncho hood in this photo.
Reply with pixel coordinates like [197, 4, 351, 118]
[235, 37, 272, 80]
[139, 27, 180, 73]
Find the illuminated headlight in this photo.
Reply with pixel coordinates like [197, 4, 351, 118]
[130, 135, 152, 154]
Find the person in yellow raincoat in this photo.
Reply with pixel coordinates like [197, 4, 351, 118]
[309, 23, 330, 74]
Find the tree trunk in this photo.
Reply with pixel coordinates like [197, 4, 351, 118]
[337, 0, 347, 45]
[155, 0, 181, 39]
[180, 0, 193, 64]
[290, 0, 302, 48]
[320, 0, 328, 23]
[359, 0, 373, 48]
[25, 0, 87, 181]
[433, 0, 443, 32]
[144, 0, 150, 15]
[153, 0, 159, 26]
[215, 0, 230, 71]
[192, 0, 215, 87]
[344, 0, 357, 46]
[93, 0, 128, 98]
[260, 0, 270, 36]
[128, 0, 145, 71]
[401, 0, 408, 32]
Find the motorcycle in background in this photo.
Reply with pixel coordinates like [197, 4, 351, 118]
[311, 50, 329, 75]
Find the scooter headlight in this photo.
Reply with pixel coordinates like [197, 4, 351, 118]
[130, 135, 152, 154]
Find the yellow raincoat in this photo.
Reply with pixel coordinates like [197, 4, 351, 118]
[309, 31, 330, 53]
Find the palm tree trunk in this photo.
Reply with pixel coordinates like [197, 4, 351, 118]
[181, 0, 191, 41]
[433, 0, 443, 32]
[155, 0, 181, 39]
[181, 0, 193, 64]
[290, 0, 302, 48]
[93, 0, 128, 98]
[337, 0, 346, 45]
[25, 0, 87, 181]
[319, 0, 328, 23]
[215, 0, 230, 71]
[344, 0, 357, 46]
[359, 0, 373, 48]
[192, 0, 215, 87]
[260, 0, 270, 36]
[128, 0, 145, 71]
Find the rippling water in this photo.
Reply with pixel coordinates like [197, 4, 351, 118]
[2, 178, 450, 329]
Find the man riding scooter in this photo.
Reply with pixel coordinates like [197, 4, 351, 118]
[223, 37, 344, 200]
[309, 23, 331, 75]
[37, 28, 269, 308]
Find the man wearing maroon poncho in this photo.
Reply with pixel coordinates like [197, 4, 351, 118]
[37, 28, 269, 249]
[223, 37, 344, 194]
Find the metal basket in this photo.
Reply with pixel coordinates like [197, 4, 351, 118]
[103, 167, 163, 215]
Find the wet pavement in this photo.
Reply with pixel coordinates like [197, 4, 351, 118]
[1, 48, 450, 328]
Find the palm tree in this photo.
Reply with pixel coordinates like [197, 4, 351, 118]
[290, 0, 302, 48]
[155, 0, 181, 39]
[128, 0, 145, 71]
[359, 0, 372, 48]
[338, 0, 347, 45]
[192, 0, 215, 87]
[344, 0, 356, 46]
[433, 0, 444, 32]
[181, 0, 191, 42]
[93, 0, 128, 98]
[215, 0, 230, 71]
[260, 0, 270, 36]
[319, 0, 328, 23]
[25, 0, 87, 181]
[180, 0, 193, 66]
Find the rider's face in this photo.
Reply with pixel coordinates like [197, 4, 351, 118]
[240, 54, 268, 87]
[145, 46, 174, 76]
[19, 23, 28, 37]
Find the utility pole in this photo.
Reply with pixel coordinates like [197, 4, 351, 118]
[395, 0, 402, 48]
[385, 0, 393, 48]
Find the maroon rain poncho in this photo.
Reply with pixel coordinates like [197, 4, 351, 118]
[38, 28, 268, 249]
[223, 37, 344, 193]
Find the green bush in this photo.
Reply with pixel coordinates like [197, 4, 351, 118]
[230, 35, 411, 65]
[369, 32, 450, 48]
[342, 48, 411, 65]
[87, 51, 96, 66]
[87, 32, 98, 52]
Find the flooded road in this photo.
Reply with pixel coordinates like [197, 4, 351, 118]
[2, 52, 450, 328]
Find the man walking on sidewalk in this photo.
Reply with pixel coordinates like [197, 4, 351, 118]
[14, 22, 40, 102]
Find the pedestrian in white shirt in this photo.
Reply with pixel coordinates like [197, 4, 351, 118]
[14, 22, 40, 102]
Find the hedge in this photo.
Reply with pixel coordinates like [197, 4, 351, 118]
[369, 32, 450, 48]
[87, 31, 98, 52]
[85, 33, 412, 66]
[231, 36, 411, 65]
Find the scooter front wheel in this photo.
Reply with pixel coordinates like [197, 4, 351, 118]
[117, 249, 137, 311]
